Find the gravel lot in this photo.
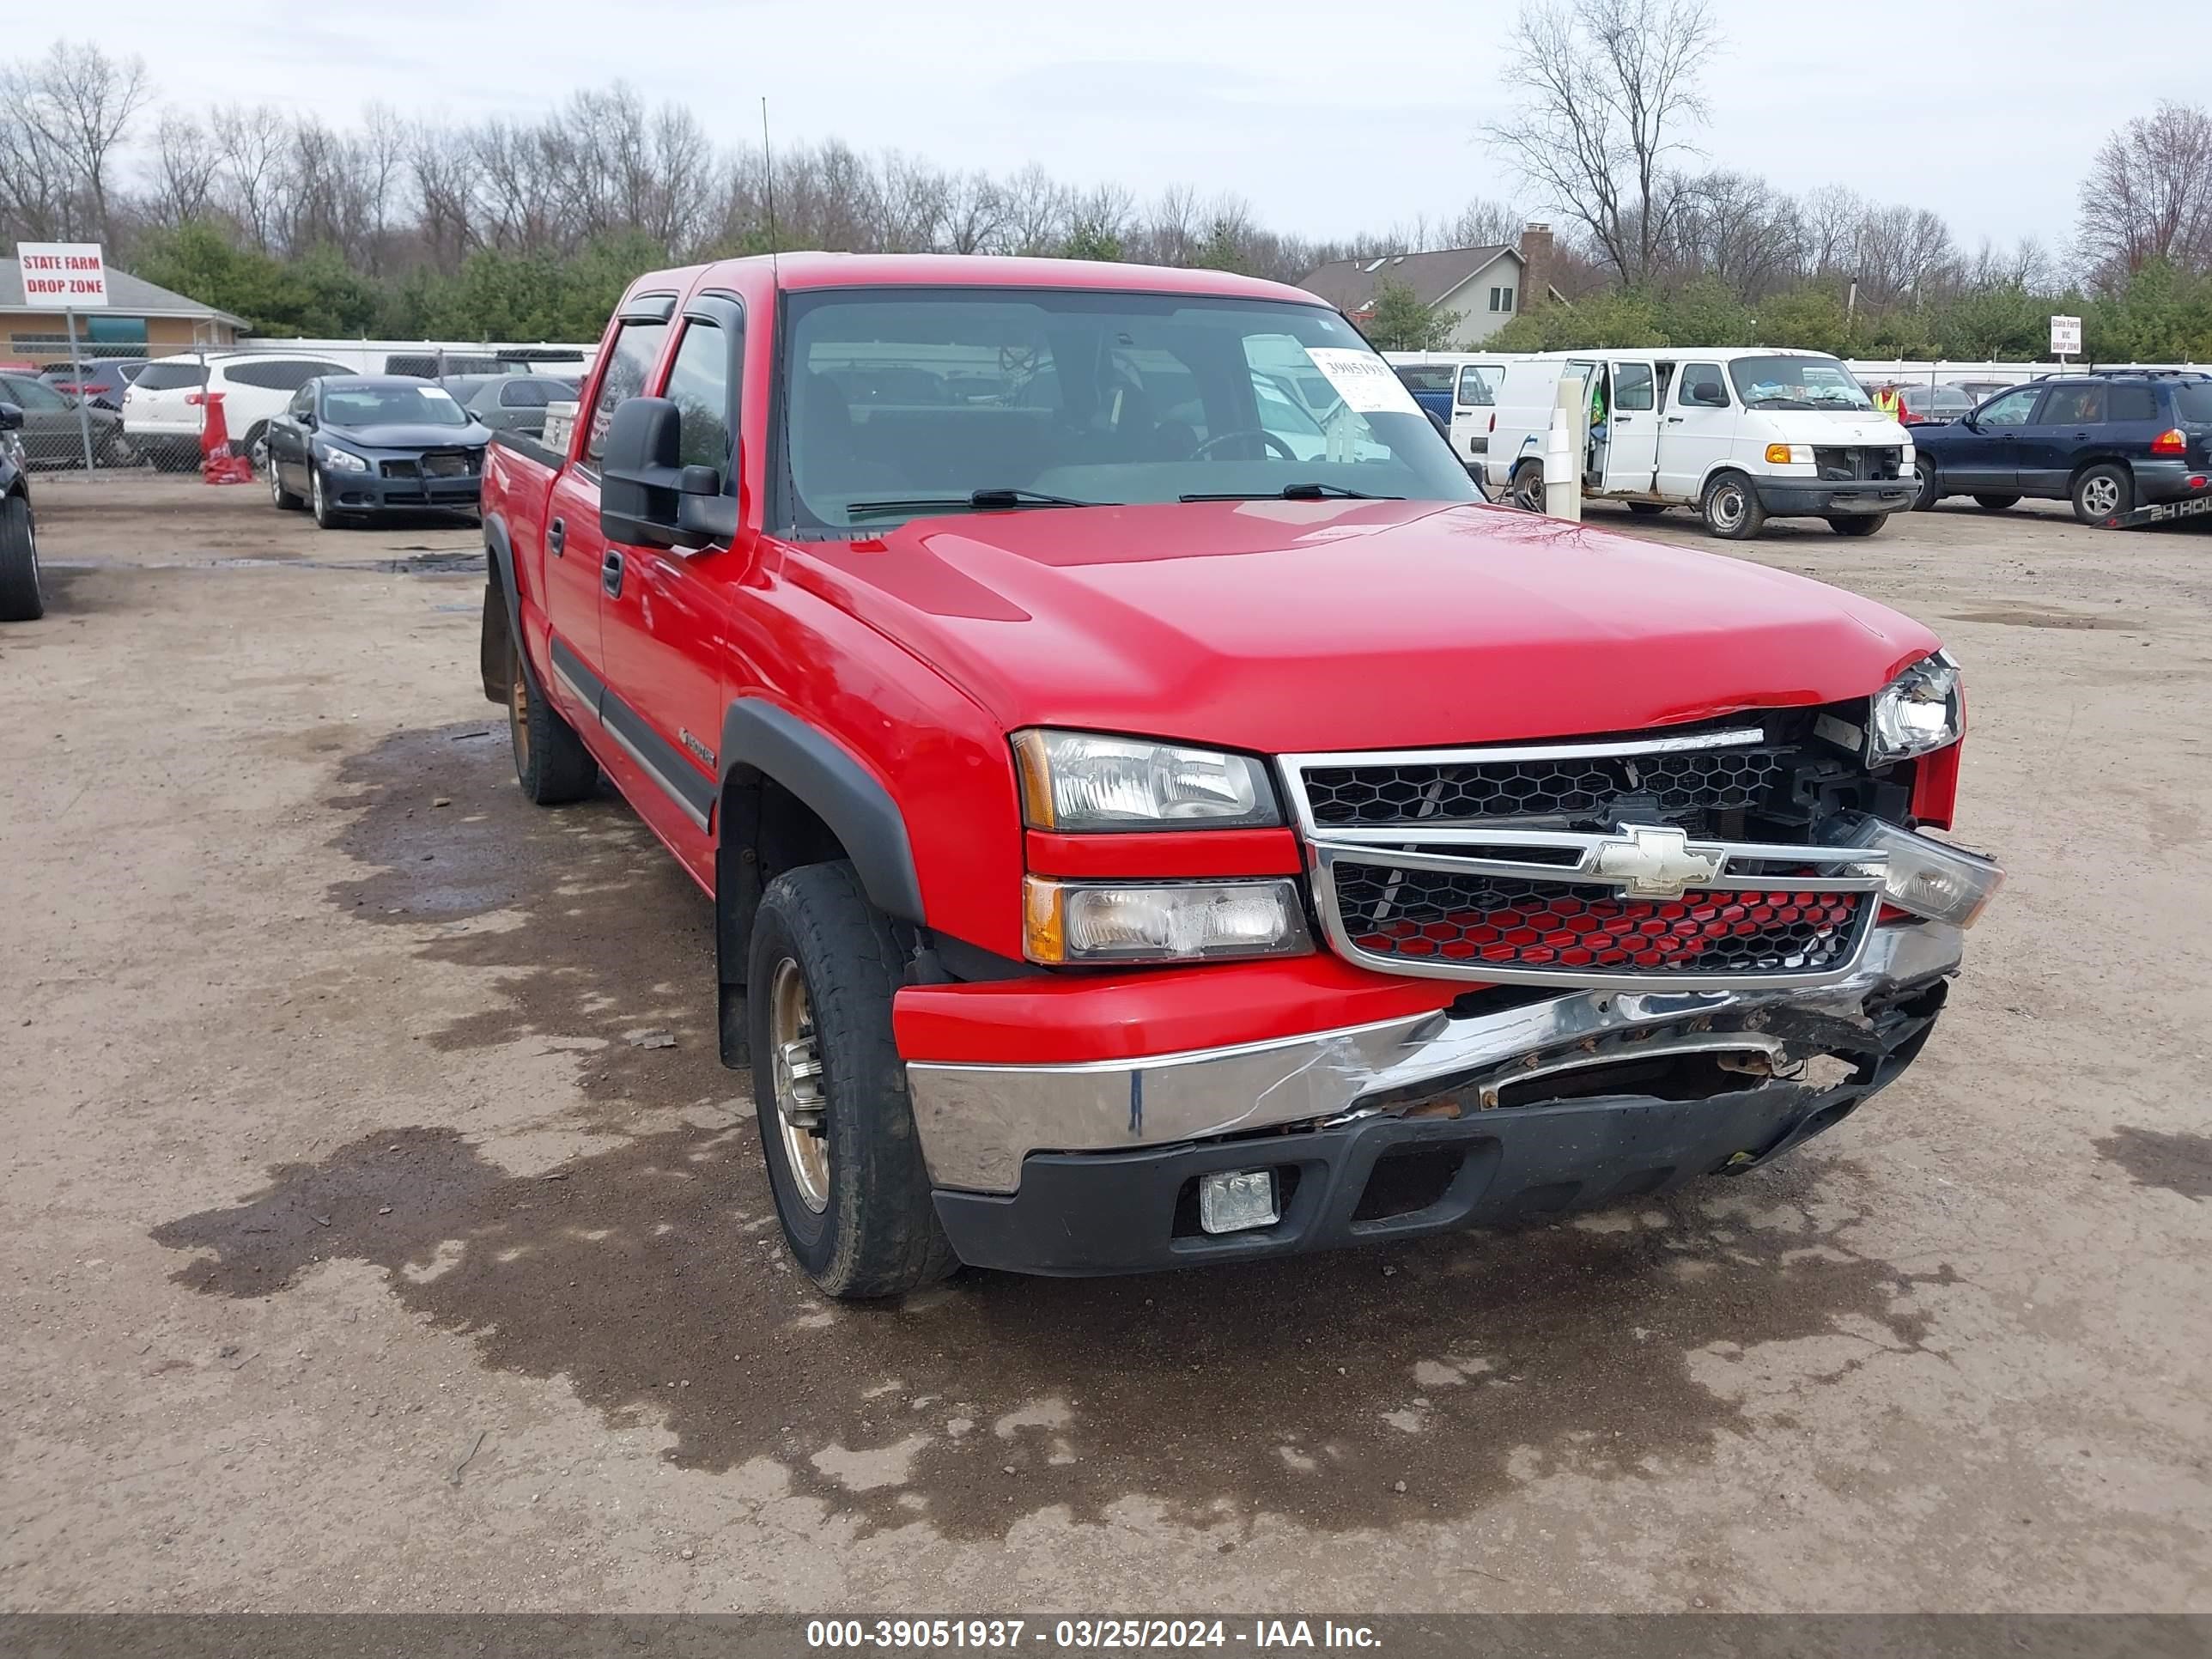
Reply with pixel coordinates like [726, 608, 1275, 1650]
[3, 472, 2208, 1613]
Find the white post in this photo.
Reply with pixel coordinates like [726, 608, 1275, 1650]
[1542, 371, 1583, 520]
[64, 308, 97, 472]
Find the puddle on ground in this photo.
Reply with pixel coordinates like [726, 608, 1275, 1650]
[319, 721, 720, 1105]
[2094, 1127, 2212, 1203]
[1947, 608, 2136, 631]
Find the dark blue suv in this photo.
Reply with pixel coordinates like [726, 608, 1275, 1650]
[1911, 372, 2212, 525]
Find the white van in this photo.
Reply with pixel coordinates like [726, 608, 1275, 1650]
[123, 349, 358, 466]
[1481, 348, 1917, 538]
[1385, 351, 1511, 468]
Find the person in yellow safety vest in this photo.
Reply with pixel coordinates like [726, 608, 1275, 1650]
[1871, 384, 1900, 419]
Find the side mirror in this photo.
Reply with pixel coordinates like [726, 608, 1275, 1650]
[0, 402, 21, 432]
[601, 398, 734, 550]
[300, 410, 318, 430]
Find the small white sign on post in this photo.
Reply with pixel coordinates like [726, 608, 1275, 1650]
[15, 241, 110, 308]
[2050, 314, 2081, 359]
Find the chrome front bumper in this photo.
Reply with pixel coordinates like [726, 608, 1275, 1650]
[907, 921, 1964, 1194]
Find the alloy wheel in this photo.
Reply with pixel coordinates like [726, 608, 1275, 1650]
[769, 957, 830, 1213]
[2081, 475, 2121, 517]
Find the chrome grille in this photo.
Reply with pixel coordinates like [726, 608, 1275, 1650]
[1283, 729, 1887, 991]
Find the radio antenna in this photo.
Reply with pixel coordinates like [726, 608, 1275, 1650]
[761, 97, 781, 283]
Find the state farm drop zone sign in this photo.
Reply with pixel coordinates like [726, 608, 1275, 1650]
[14, 242, 110, 308]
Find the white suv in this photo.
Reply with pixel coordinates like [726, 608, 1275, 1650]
[125, 351, 354, 467]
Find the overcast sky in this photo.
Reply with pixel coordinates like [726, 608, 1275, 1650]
[23, 0, 2210, 255]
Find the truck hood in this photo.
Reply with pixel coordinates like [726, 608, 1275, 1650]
[793, 499, 1942, 752]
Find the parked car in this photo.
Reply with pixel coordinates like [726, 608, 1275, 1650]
[1911, 372, 2212, 523]
[1893, 383, 1975, 427]
[0, 370, 131, 467]
[123, 350, 355, 470]
[264, 375, 492, 527]
[1486, 347, 1917, 538]
[0, 399, 40, 620]
[477, 252, 2001, 1297]
[40, 358, 149, 411]
[444, 373, 581, 440]
[1391, 361, 1458, 427]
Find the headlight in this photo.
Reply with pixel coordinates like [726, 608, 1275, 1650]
[1900, 441, 1916, 473]
[1023, 877, 1311, 964]
[1012, 729, 1279, 830]
[1763, 442, 1813, 466]
[1826, 814, 2003, 929]
[319, 446, 369, 473]
[1868, 652, 1963, 764]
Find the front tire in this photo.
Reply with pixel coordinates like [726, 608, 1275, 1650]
[270, 462, 304, 511]
[1826, 514, 1887, 537]
[2072, 464, 2131, 526]
[1972, 493, 2021, 511]
[1700, 471, 1767, 539]
[506, 633, 598, 805]
[1913, 465, 1943, 512]
[0, 494, 43, 622]
[309, 466, 343, 530]
[748, 862, 957, 1299]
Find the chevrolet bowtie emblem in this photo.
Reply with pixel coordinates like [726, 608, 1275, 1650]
[1591, 824, 1726, 898]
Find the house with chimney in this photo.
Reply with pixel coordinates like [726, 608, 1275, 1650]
[1299, 224, 1563, 346]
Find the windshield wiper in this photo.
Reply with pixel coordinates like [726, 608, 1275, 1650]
[1178, 482, 1400, 502]
[844, 488, 1109, 518]
[1744, 397, 1820, 410]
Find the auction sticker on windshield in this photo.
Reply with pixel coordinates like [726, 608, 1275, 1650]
[1306, 349, 1423, 416]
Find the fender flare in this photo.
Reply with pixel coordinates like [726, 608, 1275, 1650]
[480, 513, 522, 703]
[718, 700, 926, 924]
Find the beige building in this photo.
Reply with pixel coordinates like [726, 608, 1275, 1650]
[1, 259, 246, 366]
[1299, 226, 1565, 347]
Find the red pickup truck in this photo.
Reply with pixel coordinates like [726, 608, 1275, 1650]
[477, 253, 2002, 1297]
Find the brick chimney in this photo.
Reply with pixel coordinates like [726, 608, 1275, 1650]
[1519, 222, 1554, 308]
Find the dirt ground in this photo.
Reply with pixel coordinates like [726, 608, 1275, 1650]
[3, 471, 2208, 1614]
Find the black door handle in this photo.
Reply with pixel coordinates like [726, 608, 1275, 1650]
[548, 516, 565, 556]
[602, 550, 624, 597]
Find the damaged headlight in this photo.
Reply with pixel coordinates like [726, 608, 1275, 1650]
[1826, 814, 2004, 929]
[1867, 651, 1963, 765]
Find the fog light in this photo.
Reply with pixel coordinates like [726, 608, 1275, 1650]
[1198, 1170, 1279, 1235]
[1825, 814, 2005, 929]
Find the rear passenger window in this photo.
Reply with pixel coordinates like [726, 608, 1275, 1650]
[661, 320, 736, 475]
[500, 380, 550, 408]
[238, 360, 347, 391]
[2041, 384, 2105, 424]
[2108, 386, 2157, 423]
[585, 319, 671, 465]
[135, 362, 209, 391]
[1614, 363, 1655, 410]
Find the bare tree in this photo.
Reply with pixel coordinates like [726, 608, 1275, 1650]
[997, 163, 1071, 255]
[1668, 170, 1802, 295]
[212, 105, 295, 252]
[144, 111, 223, 229]
[1444, 197, 1526, 248]
[2075, 100, 2212, 284]
[9, 41, 149, 246]
[1480, 0, 1719, 286]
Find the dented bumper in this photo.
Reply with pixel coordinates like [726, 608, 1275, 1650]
[908, 922, 1961, 1272]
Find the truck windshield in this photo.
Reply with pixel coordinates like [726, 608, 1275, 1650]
[777, 288, 1480, 533]
[1728, 356, 1873, 411]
